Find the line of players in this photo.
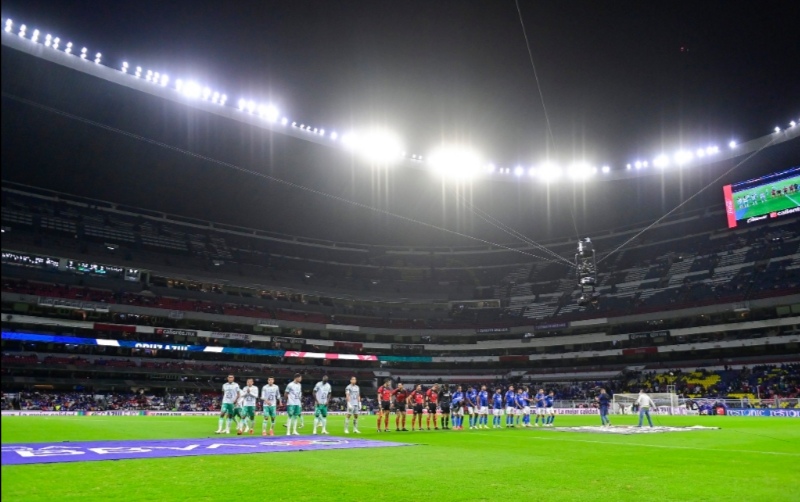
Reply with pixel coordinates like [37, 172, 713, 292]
[214, 375, 558, 436]
[214, 373, 364, 436]
[375, 380, 557, 432]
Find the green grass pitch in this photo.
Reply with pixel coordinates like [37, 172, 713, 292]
[2, 415, 798, 501]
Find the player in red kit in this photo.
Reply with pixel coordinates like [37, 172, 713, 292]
[392, 383, 410, 431]
[426, 384, 440, 430]
[409, 384, 426, 431]
[377, 380, 393, 432]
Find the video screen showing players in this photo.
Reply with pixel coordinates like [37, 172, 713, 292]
[723, 166, 799, 228]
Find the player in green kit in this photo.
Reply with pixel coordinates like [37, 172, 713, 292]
[239, 378, 258, 435]
[261, 377, 281, 436]
[313, 375, 332, 435]
[284, 373, 303, 436]
[233, 393, 245, 434]
[215, 374, 240, 434]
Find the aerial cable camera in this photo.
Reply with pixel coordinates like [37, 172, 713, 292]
[575, 238, 599, 307]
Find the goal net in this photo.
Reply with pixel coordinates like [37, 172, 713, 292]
[611, 393, 679, 415]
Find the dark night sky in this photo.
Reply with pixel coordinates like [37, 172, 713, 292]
[1, 1, 798, 246]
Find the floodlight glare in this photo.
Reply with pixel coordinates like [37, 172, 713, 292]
[328, 130, 337, 140]
[52, 37, 60, 49]
[774, 126, 781, 133]
[181, 81, 202, 99]
[791, 121, 797, 128]
[220, 95, 228, 105]
[602, 165, 611, 174]
[634, 161, 642, 169]
[642, 161, 649, 168]
[538, 162, 562, 182]
[45, 34, 52, 46]
[428, 146, 484, 179]
[4, 20, 11, 33]
[653, 155, 669, 168]
[237, 98, 245, 110]
[212, 92, 220, 103]
[80, 47, 87, 59]
[65, 42, 73, 54]
[160, 75, 169, 87]
[94, 52, 102, 64]
[729, 140, 737, 149]
[246, 100, 256, 113]
[514, 166, 524, 177]
[674, 150, 693, 165]
[344, 129, 404, 164]
[281, 117, 288, 126]
[18, 24, 26, 37]
[568, 162, 592, 181]
[626, 164, 632, 170]
[696, 148, 705, 158]
[31, 29, 39, 42]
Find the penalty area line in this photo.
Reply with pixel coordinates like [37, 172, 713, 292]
[470, 433, 799, 457]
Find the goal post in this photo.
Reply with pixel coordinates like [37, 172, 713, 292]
[611, 393, 679, 415]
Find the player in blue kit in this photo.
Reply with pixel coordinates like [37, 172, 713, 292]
[533, 388, 546, 427]
[492, 388, 504, 428]
[514, 388, 526, 427]
[466, 386, 479, 429]
[544, 391, 555, 426]
[477, 385, 489, 429]
[522, 387, 532, 427]
[504, 385, 516, 427]
[451, 386, 465, 430]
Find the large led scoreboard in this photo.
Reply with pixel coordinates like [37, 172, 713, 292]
[723, 167, 799, 228]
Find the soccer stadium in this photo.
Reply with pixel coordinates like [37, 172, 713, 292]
[1, 2, 799, 501]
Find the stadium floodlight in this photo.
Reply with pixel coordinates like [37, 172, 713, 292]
[538, 161, 562, 182]
[602, 165, 611, 174]
[428, 146, 484, 179]
[626, 163, 631, 170]
[568, 162, 592, 181]
[319, 128, 325, 136]
[280, 117, 288, 126]
[160, 75, 169, 87]
[653, 155, 669, 168]
[52, 37, 60, 50]
[674, 150, 693, 165]
[246, 100, 256, 113]
[44, 34, 52, 47]
[528, 166, 537, 177]
[514, 166, 524, 177]
[220, 94, 227, 105]
[4, 19, 11, 33]
[153, 72, 160, 83]
[299, 123, 305, 129]
[642, 161, 649, 168]
[705, 146, 718, 155]
[634, 161, 642, 169]
[180, 81, 202, 99]
[774, 126, 781, 133]
[729, 140, 737, 149]
[18, 24, 26, 37]
[31, 29, 39, 42]
[94, 52, 101, 64]
[343, 128, 404, 164]
[121, 61, 129, 73]
[696, 148, 705, 158]
[791, 121, 797, 128]
[80, 47, 87, 59]
[211, 91, 220, 103]
[202, 87, 212, 100]
[259, 104, 279, 122]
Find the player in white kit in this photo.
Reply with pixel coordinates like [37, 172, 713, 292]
[344, 376, 362, 434]
[215, 374, 240, 434]
[312, 375, 332, 435]
[261, 377, 281, 436]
